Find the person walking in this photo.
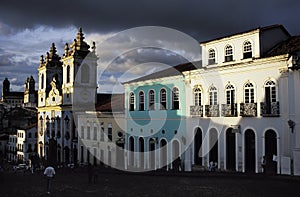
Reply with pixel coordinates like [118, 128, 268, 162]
[44, 165, 56, 195]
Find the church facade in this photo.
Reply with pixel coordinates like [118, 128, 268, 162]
[37, 28, 97, 166]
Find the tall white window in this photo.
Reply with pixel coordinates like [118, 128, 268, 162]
[81, 126, 84, 139]
[129, 92, 134, 111]
[244, 82, 255, 103]
[225, 83, 235, 105]
[93, 125, 97, 140]
[81, 64, 89, 83]
[243, 41, 252, 59]
[149, 90, 155, 110]
[160, 89, 167, 110]
[208, 49, 216, 65]
[100, 122, 104, 141]
[225, 45, 233, 62]
[172, 87, 179, 110]
[41, 74, 44, 89]
[194, 86, 202, 106]
[209, 86, 218, 105]
[264, 80, 277, 114]
[139, 91, 145, 111]
[108, 123, 112, 141]
[66, 65, 71, 83]
[265, 80, 276, 102]
[87, 125, 90, 140]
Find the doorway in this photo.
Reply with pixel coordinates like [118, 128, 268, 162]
[226, 128, 236, 170]
[245, 129, 256, 173]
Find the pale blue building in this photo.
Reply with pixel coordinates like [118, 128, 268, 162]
[123, 62, 200, 171]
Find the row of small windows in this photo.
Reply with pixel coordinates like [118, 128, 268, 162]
[208, 41, 253, 65]
[16, 143, 36, 152]
[129, 87, 180, 111]
[193, 80, 277, 106]
[129, 80, 276, 112]
[9, 137, 17, 143]
[81, 123, 113, 142]
[7, 100, 22, 104]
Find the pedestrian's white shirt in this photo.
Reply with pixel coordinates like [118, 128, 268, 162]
[44, 166, 55, 178]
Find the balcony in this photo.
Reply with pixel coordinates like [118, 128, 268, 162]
[190, 105, 203, 116]
[221, 104, 237, 117]
[205, 105, 219, 117]
[260, 102, 280, 117]
[240, 103, 257, 117]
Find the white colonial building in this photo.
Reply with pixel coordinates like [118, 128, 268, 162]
[184, 24, 300, 175]
[16, 125, 37, 163]
[7, 134, 17, 163]
[77, 94, 125, 168]
[123, 24, 300, 175]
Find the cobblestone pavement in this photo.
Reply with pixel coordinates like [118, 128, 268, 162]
[1, 168, 300, 197]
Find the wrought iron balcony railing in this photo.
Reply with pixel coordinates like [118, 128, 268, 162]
[205, 104, 219, 117]
[221, 103, 238, 117]
[190, 105, 203, 116]
[260, 102, 280, 117]
[240, 103, 257, 117]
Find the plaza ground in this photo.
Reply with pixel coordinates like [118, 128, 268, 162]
[0, 167, 300, 197]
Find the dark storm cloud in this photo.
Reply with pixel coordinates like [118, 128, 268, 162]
[1, 0, 300, 94]
[1, 0, 300, 41]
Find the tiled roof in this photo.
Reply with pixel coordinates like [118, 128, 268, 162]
[124, 61, 201, 84]
[96, 94, 124, 112]
[96, 93, 113, 105]
[264, 35, 300, 57]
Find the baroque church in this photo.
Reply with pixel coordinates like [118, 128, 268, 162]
[37, 28, 97, 166]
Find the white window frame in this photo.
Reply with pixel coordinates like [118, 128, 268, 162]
[244, 82, 255, 103]
[149, 90, 155, 110]
[209, 86, 218, 105]
[194, 86, 202, 106]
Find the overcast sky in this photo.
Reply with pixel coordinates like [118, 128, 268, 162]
[1, 0, 300, 94]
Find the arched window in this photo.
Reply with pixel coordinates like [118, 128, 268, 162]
[194, 87, 202, 106]
[244, 82, 255, 103]
[225, 45, 233, 62]
[81, 64, 89, 83]
[66, 65, 70, 83]
[243, 41, 252, 59]
[264, 80, 277, 114]
[149, 90, 155, 110]
[160, 88, 167, 110]
[225, 83, 235, 105]
[41, 74, 44, 89]
[265, 80, 276, 102]
[225, 83, 236, 116]
[208, 49, 216, 65]
[129, 92, 135, 111]
[209, 86, 218, 105]
[139, 91, 145, 111]
[172, 87, 179, 110]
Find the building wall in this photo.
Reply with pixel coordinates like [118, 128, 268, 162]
[78, 112, 125, 168]
[125, 76, 189, 171]
[201, 30, 260, 66]
[17, 127, 37, 163]
[7, 135, 17, 163]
